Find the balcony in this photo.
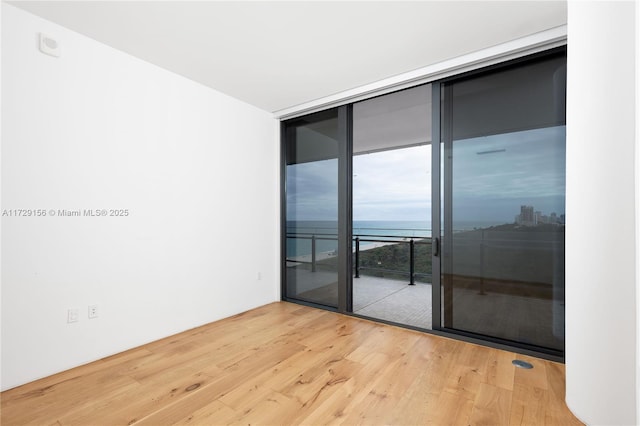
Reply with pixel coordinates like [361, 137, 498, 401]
[353, 276, 432, 329]
[285, 231, 433, 329]
[286, 227, 564, 351]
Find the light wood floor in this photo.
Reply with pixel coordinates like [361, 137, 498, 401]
[1, 302, 582, 425]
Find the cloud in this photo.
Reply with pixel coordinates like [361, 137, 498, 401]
[353, 145, 431, 221]
[451, 127, 566, 220]
[286, 158, 338, 220]
[285, 126, 565, 224]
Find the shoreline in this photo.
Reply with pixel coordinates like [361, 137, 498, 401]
[287, 240, 421, 265]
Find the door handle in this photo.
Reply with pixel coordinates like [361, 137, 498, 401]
[433, 237, 440, 257]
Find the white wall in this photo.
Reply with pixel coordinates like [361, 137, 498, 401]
[637, 1, 640, 422]
[566, 1, 637, 424]
[1, 4, 279, 390]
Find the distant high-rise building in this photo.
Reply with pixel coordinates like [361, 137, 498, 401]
[517, 205, 535, 226]
[515, 205, 564, 226]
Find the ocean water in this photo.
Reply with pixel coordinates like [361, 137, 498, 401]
[352, 220, 430, 238]
[286, 220, 430, 258]
[286, 219, 507, 257]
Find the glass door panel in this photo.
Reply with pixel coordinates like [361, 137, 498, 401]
[440, 51, 566, 352]
[351, 84, 432, 328]
[284, 110, 340, 308]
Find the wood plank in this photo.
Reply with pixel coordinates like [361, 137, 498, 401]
[509, 360, 582, 426]
[229, 391, 303, 425]
[513, 354, 550, 390]
[171, 400, 237, 426]
[278, 355, 362, 416]
[426, 390, 475, 425]
[469, 382, 513, 426]
[336, 336, 434, 425]
[0, 302, 583, 426]
[135, 339, 306, 425]
[1, 365, 142, 425]
[485, 348, 516, 391]
[59, 370, 216, 426]
[296, 352, 391, 425]
[510, 382, 548, 426]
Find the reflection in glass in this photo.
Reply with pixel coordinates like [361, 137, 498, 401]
[284, 110, 339, 307]
[441, 51, 566, 352]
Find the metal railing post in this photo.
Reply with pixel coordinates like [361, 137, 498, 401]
[355, 237, 360, 278]
[311, 235, 317, 272]
[409, 238, 415, 285]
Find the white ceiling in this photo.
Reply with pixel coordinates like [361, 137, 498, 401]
[8, 1, 567, 113]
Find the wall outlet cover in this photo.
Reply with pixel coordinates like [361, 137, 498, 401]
[88, 305, 98, 319]
[39, 33, 60, 57]
[67, 308, 79, 323]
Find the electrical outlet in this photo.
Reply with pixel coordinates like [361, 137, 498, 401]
[67, 308, 79, 323]
[88, 305, 99, 319]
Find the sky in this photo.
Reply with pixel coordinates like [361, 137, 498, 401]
[286, 126, 565, 224]
[353, 145, 430, 221]
[286, 158, 339, 221]
[451, 126, 566, 222]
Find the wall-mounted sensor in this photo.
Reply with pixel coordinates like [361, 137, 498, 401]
[39, 33, 60, 57]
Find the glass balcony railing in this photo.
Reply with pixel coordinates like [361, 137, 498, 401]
[285, 230, 433, 285]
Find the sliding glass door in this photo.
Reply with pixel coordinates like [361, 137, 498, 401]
[437, 50, 566, 353]
[282, 47, 566, 357]
[282, 108, 351, 310]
